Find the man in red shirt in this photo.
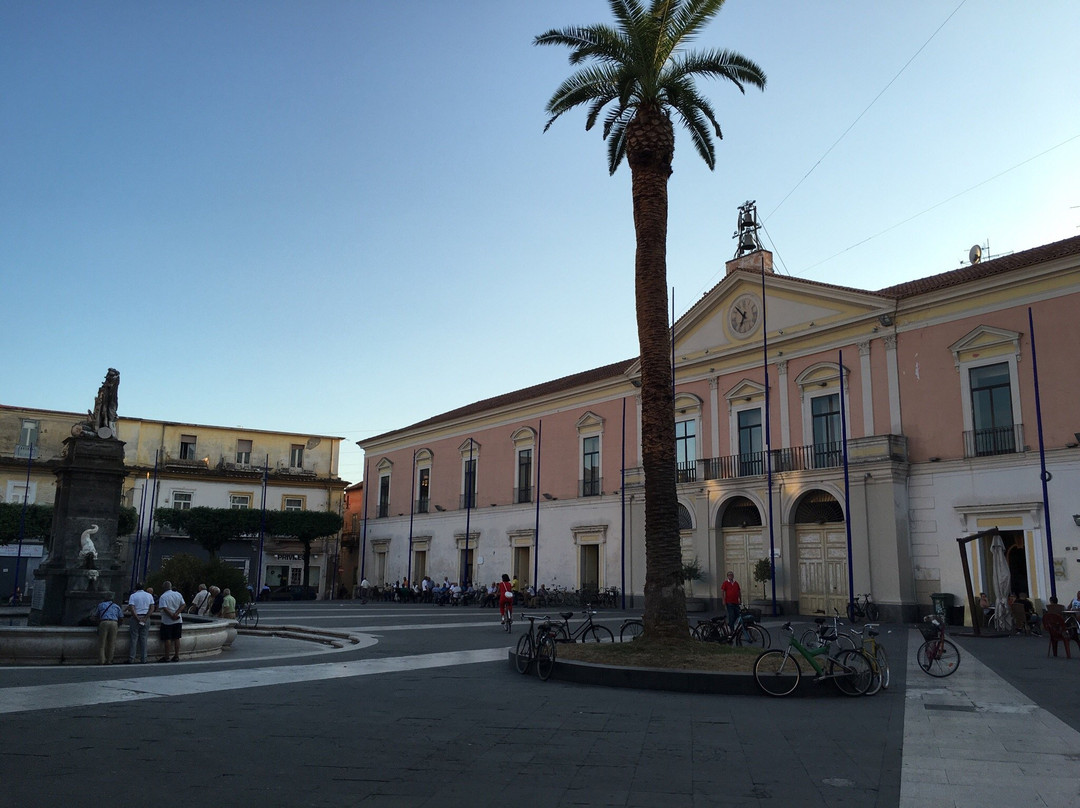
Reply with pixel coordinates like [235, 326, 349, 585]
[721, 571, 742, 631]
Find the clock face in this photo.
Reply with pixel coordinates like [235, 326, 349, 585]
[729, 294, 760, 335]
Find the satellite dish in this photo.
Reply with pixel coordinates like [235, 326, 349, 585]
[969, 244, 982, 264]
[306, 437, 321, 450]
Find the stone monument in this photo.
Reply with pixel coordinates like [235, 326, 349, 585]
[29, 369, 127, 626]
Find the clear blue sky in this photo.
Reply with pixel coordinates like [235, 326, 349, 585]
[3, 1, 1077, 486]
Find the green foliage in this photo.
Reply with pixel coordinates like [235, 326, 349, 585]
[681, 556, 703, 597]
[535, 0, 767, 173]
[146, 553, 251, 606]
[267, 510, 343, 542]
[155, 507, 260, 557]
[0, 503, 138, 544]
[0, 502, 53, 544]
[681, 557, 703, 582]
[752, 557, 773, 598]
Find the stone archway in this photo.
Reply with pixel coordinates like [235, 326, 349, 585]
[793, 490, 848, 615]
[715, 496, 764, 598]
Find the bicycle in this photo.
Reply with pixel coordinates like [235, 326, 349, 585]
[916, 614, 960, 677]
[753, 622, 874, 697]
[619, 618, 644, 642]
[548, 607, 614, 643]
[515, 614, 558, 680]
[799, 610, 857, 651]
[693, 609, 770, 649]
[237, 600, 259, 629]
[847, 593, 880, 624]
[848, 623, 889, 695]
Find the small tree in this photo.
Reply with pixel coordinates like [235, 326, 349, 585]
[752, 556, 773, 600]
[681, 557, 703, 597]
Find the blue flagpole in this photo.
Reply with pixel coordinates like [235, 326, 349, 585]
[142, 449, 160, 581]
[1028, 307, 1057, 600]
[257, 454, 269, 595]
[762, 257, 776, 616]
[533, 421, 542, 589]
[14, 443, 33, 599]
[839, 350, 855, 615]
[130, 471, 150, 592]
[360, 457, 369, 583]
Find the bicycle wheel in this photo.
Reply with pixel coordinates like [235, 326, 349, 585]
[536, 634, 556, 681]
[864, 646, 883, 696]
[585, 626, 614, 643]
[836, 632, 858, 652]
[754, 650, 801, 697]
[504, 610, 513, 633]
[866, 602, 880, 622]
[620, 619, 644, 642]
[515, 633, 534, 674]
[846, 602, 862, 623]
[800, 628, 824, 649]
[239, 606, 259, 629]
[917, 638, 960, 677]
[735, 624, 768, 649]
[831, 649, 873, 696]
[873, 645, 890, 690]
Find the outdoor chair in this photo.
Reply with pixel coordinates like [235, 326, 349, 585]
[1010, 603, 1032, 635]
[1042, 612, 1079, 658]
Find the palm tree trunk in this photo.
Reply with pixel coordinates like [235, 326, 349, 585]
[628, 107, 688, 640]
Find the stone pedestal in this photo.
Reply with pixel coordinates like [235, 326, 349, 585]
[29, 436, 127, 626]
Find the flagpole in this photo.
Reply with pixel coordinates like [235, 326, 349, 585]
[14, 444, 33, 599]
[762, 258, 776, 616]
[839, 350, 855, 615]
[257, 454, 269, 596]
[141, 449, 161, 581]
[533, 421, 542, 589]
[1028, 307, 1057, 599]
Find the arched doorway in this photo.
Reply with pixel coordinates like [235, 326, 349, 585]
[716, 496, 764, 597]
[794, 490, 848, 615]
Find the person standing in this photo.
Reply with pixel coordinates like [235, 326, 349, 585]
[189, 583, 210, 615]
[157, 580, 186, 662]
[94, 596, 123, 665]
[721, 571, 742, 631]
[220, 588, 237, 620]
[125, 582, 154, 664]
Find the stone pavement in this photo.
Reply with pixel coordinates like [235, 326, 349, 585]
[0, 603, 1076, 807]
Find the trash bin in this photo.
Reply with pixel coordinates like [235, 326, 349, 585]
[931, 592, 954, 621]
[948, 604, 965, 627]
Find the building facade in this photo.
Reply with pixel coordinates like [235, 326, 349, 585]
[0, 406, 346, 600]
[357, 234, 1080, 622]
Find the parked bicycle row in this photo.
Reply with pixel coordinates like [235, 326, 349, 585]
[352, 578, 620, 609]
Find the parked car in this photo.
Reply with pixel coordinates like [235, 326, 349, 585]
[268, 585, 318, 601]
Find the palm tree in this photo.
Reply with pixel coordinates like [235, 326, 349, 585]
[536, 0, 765, 640]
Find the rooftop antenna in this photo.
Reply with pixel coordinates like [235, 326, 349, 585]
[733, 200, 761, 258]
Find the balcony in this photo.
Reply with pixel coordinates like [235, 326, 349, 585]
[963, 424, 1023, 458]
[697, 435, 907, 481]
[415, 498, 429, 514]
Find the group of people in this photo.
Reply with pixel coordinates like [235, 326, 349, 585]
[91, 580, 239, 665]
[978, 589, 1080, 634]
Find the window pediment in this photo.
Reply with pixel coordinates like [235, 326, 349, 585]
[576, 411, 604, 434]
[510, 427, 537, 446]
[725, 379, 766, 405]
[375, 457, 393, 473]
[458, 438, 480, 458]
[949, 325, 1022, 369]
[674, 393, 703, 415]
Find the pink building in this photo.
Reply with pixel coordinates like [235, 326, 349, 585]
[357, 233, 1080, 621]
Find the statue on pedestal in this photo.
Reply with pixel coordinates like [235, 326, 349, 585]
[72, 368, 120, 439]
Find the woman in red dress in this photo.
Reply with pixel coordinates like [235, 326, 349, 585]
[497, 573, 514, 625]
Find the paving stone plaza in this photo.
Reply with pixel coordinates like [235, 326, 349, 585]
[2, 601, 1078, 807]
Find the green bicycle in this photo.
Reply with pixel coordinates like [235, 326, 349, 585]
[754, 622, 874, 697]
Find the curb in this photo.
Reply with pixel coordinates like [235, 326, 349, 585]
[506, 649, 760, 695]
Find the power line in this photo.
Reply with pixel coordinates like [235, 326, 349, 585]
[801, 132, 1080, 273]
[765, 0, 968, 222]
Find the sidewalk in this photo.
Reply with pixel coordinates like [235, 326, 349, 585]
[900, 629, 1080, 807]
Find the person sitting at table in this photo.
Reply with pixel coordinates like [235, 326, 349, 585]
[1045, 596, 1065, 616]
[1015, 592, 1041, 634]
[1069, 590, 1080, 611]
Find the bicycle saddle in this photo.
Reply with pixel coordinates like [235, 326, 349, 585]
[560, 612, 574, 620]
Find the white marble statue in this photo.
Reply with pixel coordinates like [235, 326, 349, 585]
[80, 525, 99, 562]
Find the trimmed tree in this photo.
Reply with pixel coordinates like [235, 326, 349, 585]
[536, 0, 765, 639]
[266, 510, 344, 589]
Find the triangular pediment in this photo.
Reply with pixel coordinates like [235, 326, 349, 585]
[672, 272, 893, 361]
[949, 325, 1022, 366]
